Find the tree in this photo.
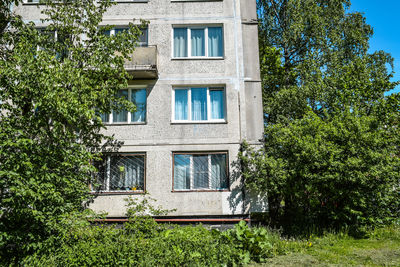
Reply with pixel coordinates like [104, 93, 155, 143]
[240, 0, 400, 234]
[0, 0, 144, 260]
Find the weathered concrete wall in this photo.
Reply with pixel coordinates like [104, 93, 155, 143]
[15, 0, 266, 217]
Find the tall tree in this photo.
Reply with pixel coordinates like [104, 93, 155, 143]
[258, 0, 397, 123]
[0, 0, 144, 259]
[240, 0, 400, 234]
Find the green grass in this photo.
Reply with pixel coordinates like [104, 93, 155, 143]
[253, 225, 400, 266]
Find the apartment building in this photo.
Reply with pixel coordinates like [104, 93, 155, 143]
[15, 0, 265, 222]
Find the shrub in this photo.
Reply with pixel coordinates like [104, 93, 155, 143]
[240, 111, 400, 235]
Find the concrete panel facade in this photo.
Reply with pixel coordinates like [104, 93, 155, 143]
[15, 0, 265, 218]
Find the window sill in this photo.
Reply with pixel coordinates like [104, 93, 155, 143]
[171, 57, 224, 60]
[112, 0, 148, 3]
[171, 0, 223, 2]
[103, 122, 147, 126]
[171, 120, 227, 124]
[172, 189, 229, 193]
[90, 191, 145, 195]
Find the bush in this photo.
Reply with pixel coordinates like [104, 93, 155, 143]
[240, 111, 400, 235]
[19, 218, 298, 266]
[20, 222, 239, 266]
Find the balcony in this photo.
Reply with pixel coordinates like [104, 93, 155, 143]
[123, 46, 158, 79]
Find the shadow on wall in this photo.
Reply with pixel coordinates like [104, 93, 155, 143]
[228, 157, 268, 215]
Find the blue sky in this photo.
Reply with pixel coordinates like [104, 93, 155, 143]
[350, 0, 400, 94]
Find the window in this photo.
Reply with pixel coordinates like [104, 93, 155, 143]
[36, 28, 70, 59]
[94, 154, 145, 192]
[173, 26, 223, 58]
[173, 152, 228, 191]
[103, 27, 148, 47]
[101, 88, 147, 124]
[173, 87, 225, 122]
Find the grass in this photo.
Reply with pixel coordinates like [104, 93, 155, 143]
[253, 225, 400, 266]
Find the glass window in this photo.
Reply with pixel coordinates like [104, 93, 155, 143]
[103, 27, 148, 47]
[191, 88, 207, 121]
[174, 89, 188, 120]
[131, 89, 147, 122]
[173, 28, 188, 57]
[173, 153, 228, 191]
[102, 88, 147, 124]
[208, 27, 223, 57]
[209, 89, 224, 120]
[173, 87, 225, 122]
[113, 89, 129, 123]
[94, 154, 145, 192]
[173, 26, 223, 58]
[191, 29, 205, 57]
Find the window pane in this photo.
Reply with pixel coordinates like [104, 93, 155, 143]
[211, 154, 227, 189]
[191, 29, 205, 56]
[138, 28, 148, 47]
[109, 155, 145, 191]
[173, 28, 187, 57]
[174, 154, 190, 190]
[208, 27, 223, 57]
[100, 113, 109, 123]
[114, 28, 128, 35]
[131, 89, 146, 122]
[191, 88, 207, 121]
[175, 89, 188, 120]
[113, 89, 128, 122]
[93, 158, 107, 191]
[101, 29, 111, 36]
[210, 89, 224, 119]
[193, 155, 209, 189]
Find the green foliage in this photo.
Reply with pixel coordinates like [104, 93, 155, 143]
[0, 0, 145, 261]
[247, 0, 400, 234]
[124, 194, 175, 238]
[222, 220, 290, 263]
[240, 111, 400, 234]
[18, 219, 298, 266]
[19, 223, 237, 266]
[15, 220, 400, 266]
[258, 0, 398, 123]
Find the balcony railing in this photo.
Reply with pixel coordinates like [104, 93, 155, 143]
[123, 45, 158, 79]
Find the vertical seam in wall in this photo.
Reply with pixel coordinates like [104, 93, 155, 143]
[233, 0, 246, 215]
[232, 0, 241, 89]
[232, 0, 242, 142]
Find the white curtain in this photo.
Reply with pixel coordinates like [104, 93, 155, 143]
[191, 29, 205, 56]
[210, 89, 224, 119]
[174, 155, 190, 190]
[173, 28, 187, 57]
[110, 156, 144, 191]
[211, 154, 227, 189]
[113, 89, 128, 122]
[208, 27, 223, 57]
[175, 89, 188, 120]
[100, 113, 109, 123]
[191, 88, 207, 120]
[193, 155, 209, 189]
[131, 89, 147, 122]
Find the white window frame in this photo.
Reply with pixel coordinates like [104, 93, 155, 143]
[172, 152, 229, 192]
[172, 86, 226, 123]
[102, 86, 147, 124]
[103, 27, 148, 47]
[93, 153, 146, 194]
[171, 25, 224, 59]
